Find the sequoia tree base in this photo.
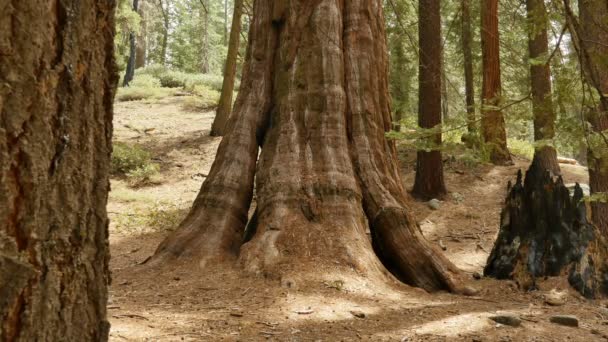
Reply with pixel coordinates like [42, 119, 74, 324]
[484, 157, 608, 298]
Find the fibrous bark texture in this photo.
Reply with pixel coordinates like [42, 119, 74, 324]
[211, 0, 244, 137]
[461, 0, 476, 134]
[152, 0, 469, 294]
[0, 1, 117, 340]
[485, 159, 608, 298]
[578, 0, 608, 232]
[412, 0, 447, 200]
[480, 0, 512, 165]
[526, 0, 560, 176]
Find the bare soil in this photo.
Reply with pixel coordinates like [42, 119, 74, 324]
[108, 97, 607, 341]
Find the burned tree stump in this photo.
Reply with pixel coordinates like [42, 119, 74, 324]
[484, 158, 608, 298]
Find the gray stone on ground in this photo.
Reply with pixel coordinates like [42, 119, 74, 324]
[428, 199, 441, 210]
[544, 289, 567, 306]
[549, 315, 579, 327]
[489, 313, 521, 327]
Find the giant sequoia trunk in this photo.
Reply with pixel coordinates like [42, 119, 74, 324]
[480, 0, 512, 165]
[577, 0, 608, 232]
[484, 159, 608, 298]
[0, 1, 116, 340]
[151, 0, 470, 294]
[526, 0, 560, 175]
[211, 0, 244, 137]
[412, 0, 447, 199]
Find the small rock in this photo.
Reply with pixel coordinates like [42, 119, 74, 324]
[472, 272, 482, 280]
[350, 310, 366, 319]
[428, 199, 441, 210]
[544, 289, 567, 306]
[489, 313, 522, 327]
[549, 315, 579, 327]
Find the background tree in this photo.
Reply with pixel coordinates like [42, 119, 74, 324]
[526, 0, 560, 175]
[136, 0, 148, 68]
[461, 0, 476, 134]
[413, 0, 448, 199]
[123, 0, 141, 86]
[0, 1, 116, 340]
[211, 0, 244, 136]
[481, 0, 512, 165]
[149, 0, 471, 295]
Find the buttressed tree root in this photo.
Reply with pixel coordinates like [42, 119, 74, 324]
[150, 0, 473, 295]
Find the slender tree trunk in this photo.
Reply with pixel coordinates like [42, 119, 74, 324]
[200, 2, 210, 73]
[123, 0, 140, 86]
[136, 0, 147, 69]
[480, 0, 512, 165]
[461, 0, 476, 134]
[149, 0, 471, 295]
[211, 0, 244, 137]
[159, 0, 169, 66]
[224, 0, 229, 46]
[390, 34, 409, 132]
[577, 0, 608, 231]
[413, 0, 447, 200]
[0, 1, 116, 340]
[526, 0, 560, 175]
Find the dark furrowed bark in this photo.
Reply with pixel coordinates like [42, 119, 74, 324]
[151, 0, 277, 266]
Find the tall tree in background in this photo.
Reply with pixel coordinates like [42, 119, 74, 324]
[158, 0, 169, 66]
[413, 0, 447, 199]
[570, 0, 608, 230]
[211, 0, 244, 136]
[461, 0, 476, 134]
[123, 0, 141, 86]
[526, 0, 560, 175]
[136, 0, 148, 68]
[0, 1, 116, 340]
[150, 0, 471, 295]
[480, 0, 512, 165]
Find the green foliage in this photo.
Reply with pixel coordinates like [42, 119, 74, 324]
[115, 0, 140, 71]
[111, 142, 153, 174]
[130, 74, 162, 88]
[126, 163, 161, 187]
[508, 138, 535, 160]
[181, 85, 221, 111]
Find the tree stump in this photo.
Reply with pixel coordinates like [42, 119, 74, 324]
[484, 157, 608, 298]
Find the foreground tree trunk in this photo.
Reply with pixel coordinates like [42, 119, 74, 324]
[413, 0, 448, 200]
[0, 1, 116, 340]
[480, 0, 512, 165]
[462, 0, 476, 134]
[123, 0, 140, 86]
[577, 0, 608, 232]
[526, 0, 560, 175]
[211, 0, 245, 137]
[150, 0, 470, 294]
[485, 159, 608, 298]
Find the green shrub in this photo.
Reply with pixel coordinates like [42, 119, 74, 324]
[129, 74, 161, 88]
[126, 163, 161, 187]
[158, 70, 188, 88]
[137, 64, 169, 79]
[184, 74, 226, 92]
[508, 138, 534, 160]
[181, 86, 220, 111]
[111, 142, 153, 174]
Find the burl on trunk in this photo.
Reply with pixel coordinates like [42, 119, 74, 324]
[150, 0, 470, 294]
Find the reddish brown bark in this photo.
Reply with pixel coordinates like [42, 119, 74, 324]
[151, 0, 470, 294]
[578, 0, 608, 232]
[412, 0, 447, 200]
[462, 0, 476, 134]
[0, 0, 116, 339]
[480, 0, 512, 165]
[526, 0, 560, 175]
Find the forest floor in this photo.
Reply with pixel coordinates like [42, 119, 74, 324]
[108, 96, 606, 341]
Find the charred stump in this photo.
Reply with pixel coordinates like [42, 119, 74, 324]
[484, 157, 608, 298]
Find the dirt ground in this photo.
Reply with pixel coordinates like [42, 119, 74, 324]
[108, 97, 607, 341]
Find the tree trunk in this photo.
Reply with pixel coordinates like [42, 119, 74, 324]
[577, 0, 608, 232]
[0, 1, 116, 340]
[484, 159, 608, 298]
[412, 0, 447, 200]
[123, 0, 140, 86]
[159, 0, 169, 66]
[480, 0, 512, 165]
[211, 0, 244, 137]
[526, 0, 560, 175]
[461, 0, 476, 134]
[149, 0, 471, 295]
[200, 2, 210, 74]
[136, 0, 147, 69]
